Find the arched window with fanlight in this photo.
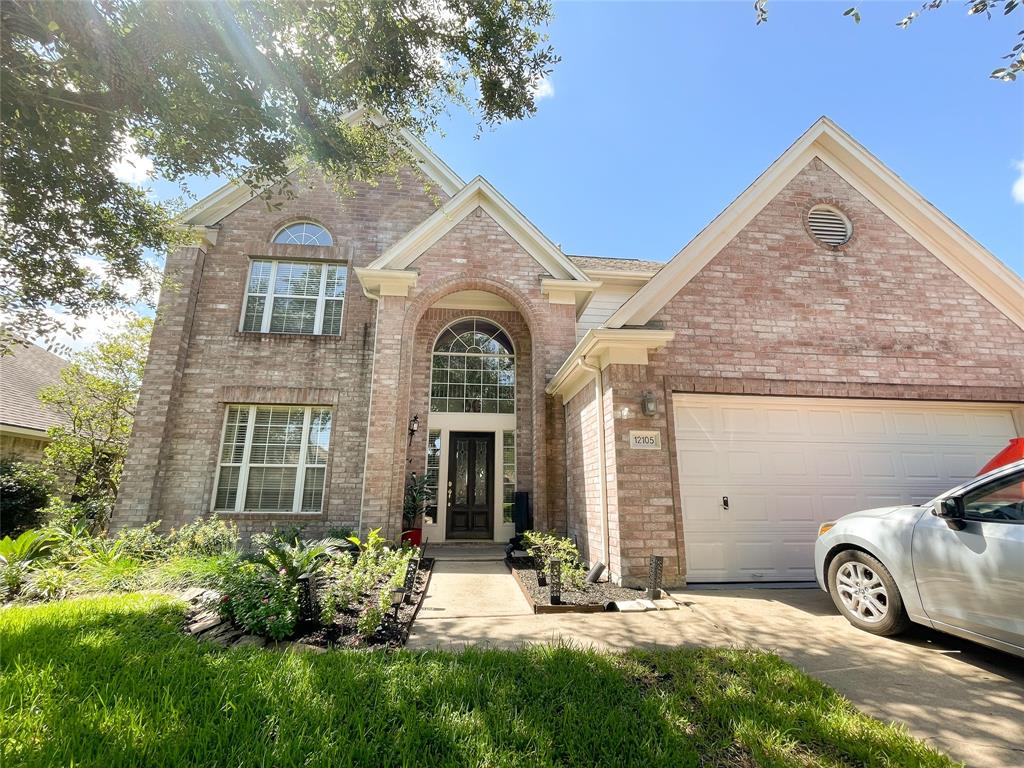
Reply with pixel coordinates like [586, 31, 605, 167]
[431, 318, 515, 414]
[273, 221, 333, 246]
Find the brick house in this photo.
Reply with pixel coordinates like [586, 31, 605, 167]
[112, 117, 1024, 587]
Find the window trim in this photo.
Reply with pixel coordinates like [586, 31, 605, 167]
[430, 317, 516, 415]
[239, 258, 347, 336]
[272, 221, 333, 247]
[212, 404, 332, 515]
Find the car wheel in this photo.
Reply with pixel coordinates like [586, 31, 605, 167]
[827, 550, 910, 636]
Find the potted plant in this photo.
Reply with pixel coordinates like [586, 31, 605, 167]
[401, 473, 429, 546]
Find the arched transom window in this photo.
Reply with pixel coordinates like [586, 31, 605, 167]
[431, 318, 515, 414]
[273, 221, 333, 246]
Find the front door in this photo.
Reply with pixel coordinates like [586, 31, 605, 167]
[446, 432, 494, 539]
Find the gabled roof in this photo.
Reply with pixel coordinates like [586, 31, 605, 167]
[0, 343, 68, 434]
[178, 125, 464, 228]
[607, 116, 1024, 331]
[365, 176, 591, 282]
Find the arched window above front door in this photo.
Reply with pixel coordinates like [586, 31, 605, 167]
[431, 318, 515, 414]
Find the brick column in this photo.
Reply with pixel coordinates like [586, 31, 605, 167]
[358, 294, 409, 538]
[605, 364, 682, 587]
[111, 245, 207, 532]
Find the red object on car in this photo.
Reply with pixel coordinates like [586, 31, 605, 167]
[977, 438, 1024, 476]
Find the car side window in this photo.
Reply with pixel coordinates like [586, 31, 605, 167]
[962, 471, 1024, 523]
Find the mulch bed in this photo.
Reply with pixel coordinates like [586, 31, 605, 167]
[293, 557, 435, 649]
[507, 556, 647, 613]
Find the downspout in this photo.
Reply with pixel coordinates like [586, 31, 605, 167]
[576, 356, 611, 572]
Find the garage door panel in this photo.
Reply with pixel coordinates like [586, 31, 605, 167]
[675, 396, 1018, 582]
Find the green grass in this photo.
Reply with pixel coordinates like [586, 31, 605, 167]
[0, 595, 957, 768]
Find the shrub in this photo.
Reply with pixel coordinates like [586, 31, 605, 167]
[218, 562, 298, 640]
[522, 530, 588, 589]
[0, 460, 53, 535]
[147, 553, 235, 591]
[24, 566, 78, 601]
[116, 522, 169, 560]
[40, 498, 102, 533]
[75, 540, 144, 592]
[169, 517, 239, 556]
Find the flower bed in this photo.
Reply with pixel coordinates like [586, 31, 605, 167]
[187, 529, 434, 650]
[508, 530, 652, 613]
[508, 556, 646, 612]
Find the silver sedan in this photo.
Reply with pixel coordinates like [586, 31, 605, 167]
[814, 460, 1024, 657]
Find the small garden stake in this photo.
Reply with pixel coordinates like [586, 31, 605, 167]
[549, 558, 561, 605]
[647, 555, 664, 600]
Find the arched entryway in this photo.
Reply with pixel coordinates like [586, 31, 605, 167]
[404, 301, 535, 543]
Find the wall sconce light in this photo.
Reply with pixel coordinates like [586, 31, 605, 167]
[641, 391, 657, 417]
[407, 415, 420, 452]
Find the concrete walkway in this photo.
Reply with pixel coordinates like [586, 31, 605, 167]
[410, 557, 1024, 768]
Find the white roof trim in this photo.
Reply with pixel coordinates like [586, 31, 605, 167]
[607, 116, 1024, 331]
[366, 176, 591, 282]
[178, 126, 463, 228]
[546, 329, 675, 401]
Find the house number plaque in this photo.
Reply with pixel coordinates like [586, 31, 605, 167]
[629, 430, 662, 450]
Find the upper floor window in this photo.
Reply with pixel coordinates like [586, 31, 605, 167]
[242, 259, 345, 335]
[431, 318, 515, 413]
[273, 221, 333, 246]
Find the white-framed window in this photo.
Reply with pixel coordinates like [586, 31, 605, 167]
[430, 318, 515, 414]
[424, 429, 442, 525]
[273, 221, 333, 246]
[241, 259, 346, 335]
[213, 405, 332, 514]
[502, 430, 516, 524]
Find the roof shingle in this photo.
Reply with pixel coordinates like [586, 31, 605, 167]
[0, 343, 69, 433]
[568, 255, 664, 274]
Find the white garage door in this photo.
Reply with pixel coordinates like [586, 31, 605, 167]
[673, 395, 1020, 582]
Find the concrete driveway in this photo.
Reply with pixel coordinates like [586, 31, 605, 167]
[410, 557, 1024, 768]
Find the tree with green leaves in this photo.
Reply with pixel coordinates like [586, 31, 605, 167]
[39, 317, 152, 528]
[754, 0, 1023, 81]
[0, 0, 558, 351]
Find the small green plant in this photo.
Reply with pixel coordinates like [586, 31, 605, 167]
[253, 537, 341, 582]
[357, 598, 386, 639]
[168, 517, 239, 556]
[0, 529, 57, 566]
[345, 527, 388, 554]
[25, 566, 78, 601]
[75, 540, 144, 592]
[218, 561, 299, 640]
[522, 530, 588, 589]
[116, 522, 169, 560]
[402, 473, 429, 530]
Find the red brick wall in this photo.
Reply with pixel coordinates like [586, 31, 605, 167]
[113, 169, 445, 537]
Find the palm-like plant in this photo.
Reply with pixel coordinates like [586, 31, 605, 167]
[254, 537, 343, 582]
[0, 529, 56, 566]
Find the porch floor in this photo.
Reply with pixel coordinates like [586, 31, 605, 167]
[414, 544, 531, 622]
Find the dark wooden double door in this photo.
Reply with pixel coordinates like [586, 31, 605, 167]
[446, 431, 494, 539]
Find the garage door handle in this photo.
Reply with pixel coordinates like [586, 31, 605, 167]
[722, 496, 729, 511]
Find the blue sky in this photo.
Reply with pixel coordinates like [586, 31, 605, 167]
[102, 1, 1021, 353]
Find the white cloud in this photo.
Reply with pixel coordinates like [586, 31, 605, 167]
[531, 75, 554, 101]
[1013, 161, 1024, 205]
[110, 136, 154, 184]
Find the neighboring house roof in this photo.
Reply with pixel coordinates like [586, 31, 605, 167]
[607, 116, 1024, 331]
[0, 343, 69, 434]
[568, 255, 664, 275]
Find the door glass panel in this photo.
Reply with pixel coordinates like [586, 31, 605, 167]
[454, 439, 468, 505]
[473, 439, 488, 505]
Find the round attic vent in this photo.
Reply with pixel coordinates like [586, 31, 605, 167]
[807, 205, 852, 246]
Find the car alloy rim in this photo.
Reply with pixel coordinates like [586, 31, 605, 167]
[835, 562, 889, 623]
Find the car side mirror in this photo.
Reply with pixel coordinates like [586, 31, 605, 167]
[934, 496, 966, 530]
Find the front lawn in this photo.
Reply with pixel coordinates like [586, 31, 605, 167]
[0, 595, 955, 768]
